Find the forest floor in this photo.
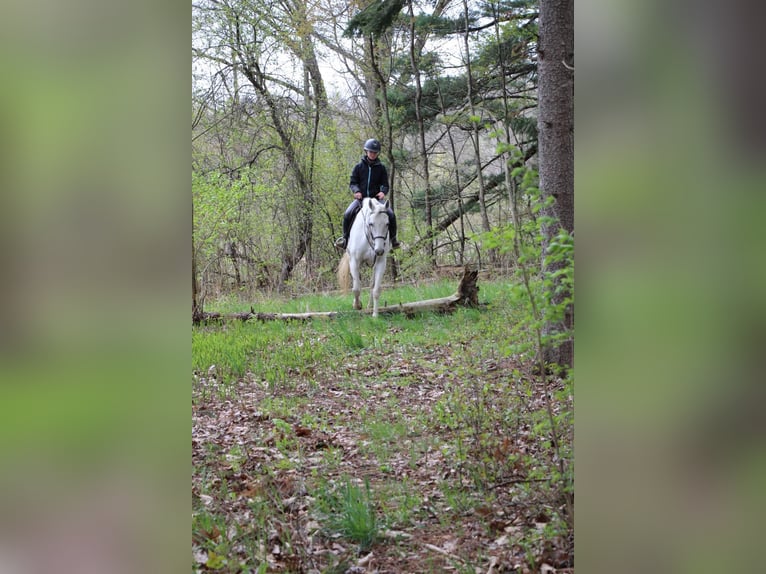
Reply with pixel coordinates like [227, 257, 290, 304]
[192, 281, 573, 573]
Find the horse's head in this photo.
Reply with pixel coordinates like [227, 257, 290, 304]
[365, 198, 390, 256]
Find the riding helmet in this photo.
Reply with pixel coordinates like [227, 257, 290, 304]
[363, 138, 382, 153]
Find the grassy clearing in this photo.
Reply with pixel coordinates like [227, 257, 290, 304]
[192, 278, 573, 573]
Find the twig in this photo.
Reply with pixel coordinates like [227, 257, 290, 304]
[491, 477, 550, 489]
[423, 543, 467, 565]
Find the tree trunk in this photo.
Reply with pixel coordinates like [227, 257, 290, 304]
[537, 0, 574, 368]
[367, 33, 400, 281]
[362, 39, 382, 122]
[239, 61, 313, 288]
[193, 268, 480, 324]
[436, 82, 467, 263]
[226, 242, 242, 287]
[409, 1, 434, 265]
[463, 0, 491, 238]
[192, 244, 202, 323]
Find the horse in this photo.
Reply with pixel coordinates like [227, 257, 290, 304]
[337, 198, 391, 317]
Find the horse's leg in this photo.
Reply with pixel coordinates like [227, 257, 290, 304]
[349, 256, 362, 310]
[367, 272, 376, 314]
[369, 258, 386, 318]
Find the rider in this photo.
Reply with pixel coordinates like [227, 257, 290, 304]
[335, 138, 400, 250]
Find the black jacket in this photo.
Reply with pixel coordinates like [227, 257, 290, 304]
[349, 156, 389, 198]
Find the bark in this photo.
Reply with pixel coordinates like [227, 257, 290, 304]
[226, 242, 242, 287]
[362, 39, 382, 122]
[366, 34, 396, 198]
[195, 309, 338, 323]
[192, 197, 203, 321]
[193, 247, 202, 322]
[409, 1, 434, 265]
[436, 82, 467, 263]
[285, 0, 328, 110]
[537, 0, 574, 368]
[463, 0, 491, 236]
[192, 268, 480, 324]
[367, 33, 400, 281]
[301, 37, 328, 110]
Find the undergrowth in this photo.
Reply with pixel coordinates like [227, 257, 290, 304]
[193, 276, 573, 572]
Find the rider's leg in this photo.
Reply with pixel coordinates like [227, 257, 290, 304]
[335, 200, 361, 248]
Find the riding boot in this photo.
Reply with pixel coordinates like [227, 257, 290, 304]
[342, 209, 352, 240]
[335, 202, 359, 249]
[388, 209, 401, 249]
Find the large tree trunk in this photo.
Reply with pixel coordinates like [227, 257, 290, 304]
[537, 0, 574, 368]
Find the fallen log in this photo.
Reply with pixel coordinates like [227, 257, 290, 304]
[193, 267, 480, 324]
[194, 309, 338, 323]
[373, 267, 479, 316]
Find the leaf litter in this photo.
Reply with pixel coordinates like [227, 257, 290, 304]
[193, 329, 573, 573]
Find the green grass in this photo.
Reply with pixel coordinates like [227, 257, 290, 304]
[204, 279, 462, 315]
[377, 477, 423, 527]
[193, 281, 508, 389]
[315, 477, 379, 550]
[192, 277, 573, 572]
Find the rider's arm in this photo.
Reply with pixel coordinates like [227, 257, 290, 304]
[379, 166, 389, 196]
[349, 163, 361, 194]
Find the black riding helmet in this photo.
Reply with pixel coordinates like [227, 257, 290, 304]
[363, 138, 382, 153]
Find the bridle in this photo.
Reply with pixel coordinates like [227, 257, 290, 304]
[362, 203, 389, 252]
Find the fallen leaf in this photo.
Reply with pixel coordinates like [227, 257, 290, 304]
[294, 425, 312, 437]
[485, 555, 500, 574]
[193, 548, 207, 564]
[357, 551, 374, 566]
[305, 520, 320, 532]
[382, 529, 413, 539]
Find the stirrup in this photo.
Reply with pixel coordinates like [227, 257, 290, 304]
[390, 238, 401, 249]
[334, 236, 347, 248]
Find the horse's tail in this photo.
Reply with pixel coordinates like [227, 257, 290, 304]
[337, 252, 351, 293]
